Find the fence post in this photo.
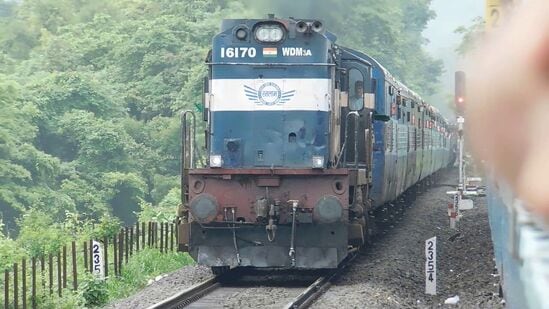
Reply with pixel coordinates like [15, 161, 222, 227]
[165, 223, 169, 252]
[124, 227, 129, 263]
[57, 251, 62, 297]
[153, 222, 156, 248]
[71, 242, 77, 291]
[89, 240, 93, 273]
[130, 226, 134, 257]
[160, 223, 164, 253]
[170, 223, 174, 252]
[22, 258, 27, 309]
[14, 263, 18, 309]
[154, 222, 157, 248]
[4, 269, 9, 309]
[175, 221, 179, 247]
[48, 254, 53, 295]
[118, 231, 123, 273]
[32, 257, 36, 309]
[147, 222, 151, 248]
[40, 256, 45, 293]
[83, 241, 88, 272]
[113, 235, 118, 277]
[136, 222, 140, 253]
[104, 237, 109, 278]
[63, 246, 67, 289]
[142, 222, 146, 250]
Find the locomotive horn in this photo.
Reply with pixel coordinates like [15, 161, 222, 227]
[312, 20, 324, 33]
[296, 20, 308, 33]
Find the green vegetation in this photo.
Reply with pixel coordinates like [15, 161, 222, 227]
[455, 16, 485, 56]
[1, 0, 442, 306]
[104, 249, 194, 303]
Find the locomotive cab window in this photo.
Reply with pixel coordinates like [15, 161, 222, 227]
[348, 68, 364, 111]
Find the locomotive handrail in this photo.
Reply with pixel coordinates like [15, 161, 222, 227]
[180, 110, 196, 205]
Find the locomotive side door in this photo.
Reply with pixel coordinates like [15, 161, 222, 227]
[340, 61, 374, 172]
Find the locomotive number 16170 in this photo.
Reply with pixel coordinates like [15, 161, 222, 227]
[221, 47, 257, 58]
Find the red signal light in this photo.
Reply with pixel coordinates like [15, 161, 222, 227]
[455, 71, 466, 115]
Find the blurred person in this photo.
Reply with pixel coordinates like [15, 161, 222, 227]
[467, 0, 549, 218]
[350, 81, 364, 110]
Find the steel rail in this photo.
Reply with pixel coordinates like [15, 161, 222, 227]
[148, 249, 358, 309]
[283, 250, 358, 309]
[146, 276, 221, 309]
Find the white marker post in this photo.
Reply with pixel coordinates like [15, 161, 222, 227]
[92, 240, 105, 279]
[425, 236, 437, 295]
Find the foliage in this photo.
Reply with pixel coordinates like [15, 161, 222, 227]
[455, 17, 485, 56]
[16, 209, 70, 257]
[105, 249, 194, 301]
[36, 291, 87, 309]
[81, 274, 110, 307]
[0, 235, 26, 271]
[136, 188, 179, 223]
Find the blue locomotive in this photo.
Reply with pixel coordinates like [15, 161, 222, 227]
[178, 16, 455, 273]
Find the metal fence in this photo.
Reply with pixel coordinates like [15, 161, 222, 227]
[1, 221, 179, 309]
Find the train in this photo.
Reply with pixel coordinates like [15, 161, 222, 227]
[487, 182, 549, 308]
[177, 16, 456, 273]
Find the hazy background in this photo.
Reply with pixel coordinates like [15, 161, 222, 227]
[424, 0, 483, 117]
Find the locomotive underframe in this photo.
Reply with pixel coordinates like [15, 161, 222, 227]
[182, 168, 353, 269]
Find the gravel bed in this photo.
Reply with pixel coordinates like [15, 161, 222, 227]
[313, 169, 503, 308]
[188, 285, 305, 309]
[103, 265, 212, 309]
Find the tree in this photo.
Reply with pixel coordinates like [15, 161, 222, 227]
[455, 17, 485, 56]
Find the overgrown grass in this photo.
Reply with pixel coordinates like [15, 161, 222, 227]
[103, 249, 194, 305]
[0, 249, 194, 308]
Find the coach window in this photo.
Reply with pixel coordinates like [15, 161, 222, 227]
[349, 68, 364, 111]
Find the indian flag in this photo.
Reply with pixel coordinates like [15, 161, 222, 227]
[263, 47, 278, 57]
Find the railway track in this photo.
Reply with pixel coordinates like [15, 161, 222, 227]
[147, 252, 358, 309]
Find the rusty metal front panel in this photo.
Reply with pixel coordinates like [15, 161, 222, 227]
[187, 169, 349, 224]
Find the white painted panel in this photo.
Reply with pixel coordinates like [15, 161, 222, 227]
[211, 79, 331, 111]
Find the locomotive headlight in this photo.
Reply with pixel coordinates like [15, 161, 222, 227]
[314, 196, 343, 224]
[190, 194, 218, 223]
[210, 155, 223, 168]
[255, 24, 284, 43]
[312, 156, 325, 169]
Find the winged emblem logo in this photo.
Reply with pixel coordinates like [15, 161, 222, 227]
[244, 82, 296, 106]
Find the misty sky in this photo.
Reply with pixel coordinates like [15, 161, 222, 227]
[423, 0, 483, 117]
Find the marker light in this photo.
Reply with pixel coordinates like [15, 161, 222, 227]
[312, 156, 325, 169]
[210, 155, 223, 168]
[255, 24, 284, 43]
[235, 27, 247, 40]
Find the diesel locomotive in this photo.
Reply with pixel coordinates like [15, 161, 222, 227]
[178, 16, 455, 273]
